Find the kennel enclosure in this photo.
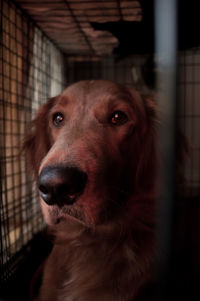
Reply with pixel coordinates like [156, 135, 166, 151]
[1, 0, 200, 300]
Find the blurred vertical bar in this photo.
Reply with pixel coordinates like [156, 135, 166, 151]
[155, 0, 177, 299]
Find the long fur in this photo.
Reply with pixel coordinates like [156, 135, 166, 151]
[24, 80, 158, 301]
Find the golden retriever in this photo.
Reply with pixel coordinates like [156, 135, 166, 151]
[24, 80, 157, 301]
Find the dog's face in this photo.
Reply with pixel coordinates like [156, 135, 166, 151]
[24, 80, 157, 226]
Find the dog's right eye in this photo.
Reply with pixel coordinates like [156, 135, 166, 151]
[109, 111, 128, 126]
[52, 112, 64, 127]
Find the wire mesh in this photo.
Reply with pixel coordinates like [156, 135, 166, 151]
[178, 48, 200, 196]
[0, 0, 65, 283]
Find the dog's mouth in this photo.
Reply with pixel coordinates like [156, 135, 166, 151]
[50, 203, 86, 225]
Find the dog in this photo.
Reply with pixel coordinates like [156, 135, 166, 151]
[24, 80, 158, 301]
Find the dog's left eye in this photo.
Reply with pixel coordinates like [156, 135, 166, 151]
[52, 112, 64, 127]
[110, 111, 128, 126]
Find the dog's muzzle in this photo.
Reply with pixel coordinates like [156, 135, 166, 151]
[38, 165, 87, 206]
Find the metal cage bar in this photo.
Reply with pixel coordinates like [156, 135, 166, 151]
[155, 0, 178, 299]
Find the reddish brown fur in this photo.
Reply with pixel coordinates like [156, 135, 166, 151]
[24, 80, 158, 301]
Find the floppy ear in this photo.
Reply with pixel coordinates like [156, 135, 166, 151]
[132, 93, 191, 198]
[135, 94, 158, 195]
[23, 97, 56, 175]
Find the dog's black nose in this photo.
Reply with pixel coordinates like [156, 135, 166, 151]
[38, 166, 87, 206]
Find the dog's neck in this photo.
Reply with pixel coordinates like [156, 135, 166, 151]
[40, 217, 155, 301]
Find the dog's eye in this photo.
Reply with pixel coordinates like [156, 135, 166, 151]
[52, 112, 64, 127]
[110, 111, 128, 126]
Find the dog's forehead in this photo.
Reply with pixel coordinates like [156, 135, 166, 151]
[60, 80, 135, 107]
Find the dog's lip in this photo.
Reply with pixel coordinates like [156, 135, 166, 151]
[54, 206, 85, 225]
[55, 214, 77, 224]
[55, 214, 85, 226]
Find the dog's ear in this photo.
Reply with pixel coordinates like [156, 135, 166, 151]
[134, 93, 158, 196]
[23, 97, 56, 175]
[134, 94, 190, 197]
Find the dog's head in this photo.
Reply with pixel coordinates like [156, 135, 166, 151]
[24, 80, 157, 226]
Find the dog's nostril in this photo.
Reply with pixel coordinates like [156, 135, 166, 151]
[39, 185, 49, 195]
[38, 166, 87, 206]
